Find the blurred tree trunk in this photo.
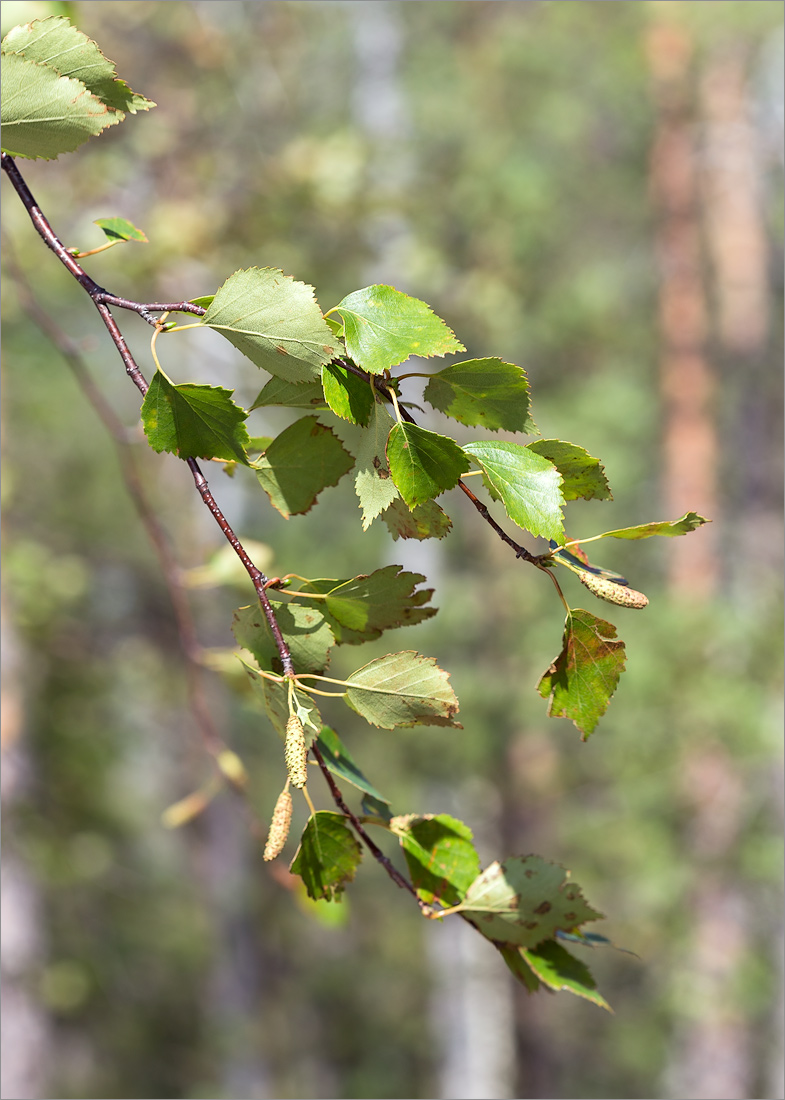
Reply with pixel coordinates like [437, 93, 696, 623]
[1, 603, 51, 1100]
[647, 16, 772, 1100]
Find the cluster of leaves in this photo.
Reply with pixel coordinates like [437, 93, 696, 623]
[1, 16, 708, 1010]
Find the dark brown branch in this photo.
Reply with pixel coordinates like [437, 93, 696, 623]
[310, 742, 432, 914]
[1, 151, 294, 677]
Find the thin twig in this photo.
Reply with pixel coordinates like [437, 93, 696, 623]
[310, 742, 432, 914]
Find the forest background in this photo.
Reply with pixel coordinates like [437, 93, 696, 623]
[1, 2, 783, 1099]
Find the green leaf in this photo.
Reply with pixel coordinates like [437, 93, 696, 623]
[591, 511, 710, 540]
[547, 541, 628, 583]
[189, 295, 215, 309]
[254, 416, 355, 517]
[290, 811, 362, 902]
[463, 440, 564, 541]
[381, 497, 452, 541]
[424, 358, 536, 434]
[330, 285, 464, 374]
[249, 377, 328, 412]
[140, 370, 250, 464]
[315, 727, 390, 808]
[354, 400, 399, 529]
[498, 945, 542, 993]
[391, 814, 481, 908]
[321, 363, 375, 426]
[537, 609, 626, 739]
[387, 422, 470, 509]
[461, 855, 603, 948]
[344, 651, 461, 730]
[2, 16, 154, 114]
[202, 268, 341, 383]
[296, 565, 435, 645]
[520, 940, 612, 1011]
[93, 217, 147, 243]
[233, 600, 334, 675]
[244, 666, 321, 738]
[0, 52, 118, 159]
[526, 440, 611, 502]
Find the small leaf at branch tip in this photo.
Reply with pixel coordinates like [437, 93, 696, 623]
[578, 572, 649, 609]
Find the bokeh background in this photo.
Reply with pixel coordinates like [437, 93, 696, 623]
[2, 2, 783, 1098]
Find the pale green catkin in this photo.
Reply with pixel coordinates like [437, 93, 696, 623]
[579, 571, 649, 609]
[284, 715, 308, 789]
[263, 788, 293, 861]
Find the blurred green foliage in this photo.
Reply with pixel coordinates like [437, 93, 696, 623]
[2, 2, 782, 1098]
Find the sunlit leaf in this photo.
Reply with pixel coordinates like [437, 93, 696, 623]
[94, 217, 147, 243]
[330, 285, 464, 374]
[202, 268, 341, 383]
[590, 512, 710, 540]
[354, 399, 399, 529]
[243, 665, 321, 739]
[424, 358, 536, 434]
[2, 16, 154, 114]
[537, 609, 626, 739]
[461, 855, 603, 948]
[526, 440, 611, 501]
[1, 53, 117, 159]
[463, 440, 564, 541]
[344, 651, 461, 729]
[387, 422, 469, 509]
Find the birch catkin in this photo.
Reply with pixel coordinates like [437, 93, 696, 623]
[263, 787, 293, 861]
[578, 571, 649, 609]
[284, 715, 308, 788]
